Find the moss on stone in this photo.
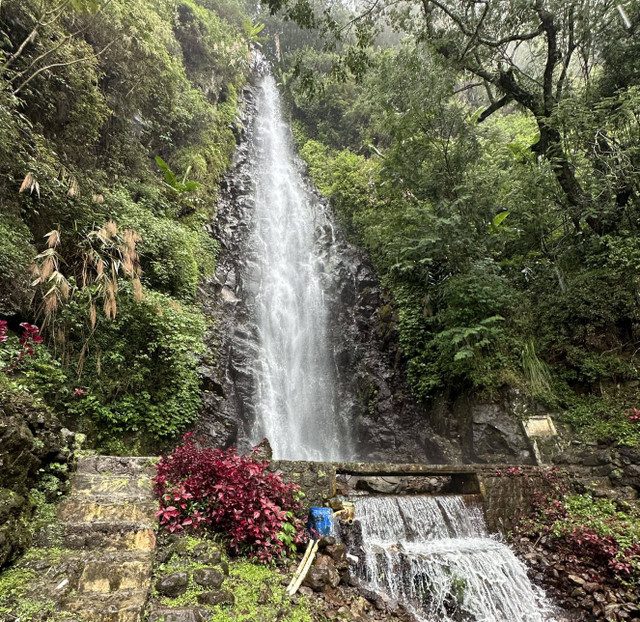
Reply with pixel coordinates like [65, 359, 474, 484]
[0, 566, 58, 621]
[205, 560, 312, 622]
[151, 534, 316, 622]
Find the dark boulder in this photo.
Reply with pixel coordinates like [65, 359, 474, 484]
[193, 567, 224, 589]
[156, 572, 189, 598]
[302, 566, 340, 592]
[197, 590, 235, 606]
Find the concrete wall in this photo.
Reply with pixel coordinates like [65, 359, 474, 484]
[270, 459, 550, 536]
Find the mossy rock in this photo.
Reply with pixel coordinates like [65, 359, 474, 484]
[0, 379, 73, 568]
[150, 534, 314, 622]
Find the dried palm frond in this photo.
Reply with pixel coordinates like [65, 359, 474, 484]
[44, 293, 58, 317]
[59, 278, 70, 299]
[122, 255, 134, 275]
[90, 302, 97, 329]
[45, 229, 61, 248]
[103, 280, 117, 319]
[68, 177, 79, 197]
[133, 277, 143, 302]
[19, 173, 40, 197]
[40, 257, 55, 281]
[105, 220, 118, 238]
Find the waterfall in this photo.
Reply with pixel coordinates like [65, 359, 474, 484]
[352, 495, 558, 622]
[247, 74, 352, 461]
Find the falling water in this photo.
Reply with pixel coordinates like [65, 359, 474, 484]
[247, 74, 351, 461]
[352, 495, 558, 622]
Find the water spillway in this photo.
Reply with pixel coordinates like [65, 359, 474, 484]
[247, 75, 352, 461]
[350, 494, 558, 622]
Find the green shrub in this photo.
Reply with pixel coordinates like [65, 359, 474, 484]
[0, 214, 35, 316]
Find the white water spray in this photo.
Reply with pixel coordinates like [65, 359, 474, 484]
[353, 495, 558, 622]
[248, 75, 351, 461]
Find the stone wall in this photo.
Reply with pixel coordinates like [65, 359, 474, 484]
[477, 467, 541, 533]
[0, 384, 73, 568]
[554, 444, 640, 501]
[269, 460, 335, 510]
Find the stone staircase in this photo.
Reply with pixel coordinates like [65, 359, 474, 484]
[2, 456, 159, 622]
[54, 456, 158, 622]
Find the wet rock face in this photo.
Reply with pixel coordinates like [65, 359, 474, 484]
[196, 81, 463, 464]
[195, 83, 260, 451]
[432, 391, 535, 464]
[318, 230, 458, 463]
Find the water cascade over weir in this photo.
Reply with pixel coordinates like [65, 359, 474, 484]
[349, 494, 558, 622]
[248, 74, 352, 461]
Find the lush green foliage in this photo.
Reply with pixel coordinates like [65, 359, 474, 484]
[0, 0, 251, 450]
[270, 5, 640, 445]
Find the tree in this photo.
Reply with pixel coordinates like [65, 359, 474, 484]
[0, 0, 114, 96]
[263, 0, 636, 232]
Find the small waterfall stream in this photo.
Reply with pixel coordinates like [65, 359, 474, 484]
[351, 495, 558, 622]
[248, 75, 352, 461]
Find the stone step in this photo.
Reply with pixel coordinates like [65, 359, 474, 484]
[58, 498, 158, 524]
[63, 589, 149, 622]
[20, 550, 154, 594]
[78, 557, 154, 593]
[70, 473, 154, 501]
[77, 456, 158, 478]
[63, 521, 156, 551]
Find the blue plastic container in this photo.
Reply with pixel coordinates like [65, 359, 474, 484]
[308, 507, 334, 537]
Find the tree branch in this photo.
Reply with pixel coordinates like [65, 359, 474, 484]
[459, 2, 490, 59]
[533, 0, 558, 116]
[478, 94, 512, 122]
[427, 0, 543, 48]
[453, 81, 483, 95]
[556, 8, 575, 101]
[13, 39, 116, 96]
[3, 28, 38, 70]
[9, 0, 115, 84]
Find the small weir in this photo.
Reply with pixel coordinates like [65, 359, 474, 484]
[345, 494, 558, 622]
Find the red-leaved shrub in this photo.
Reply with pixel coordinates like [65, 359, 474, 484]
[504, 467, 640, 585]
[153, 433, 307, 562]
